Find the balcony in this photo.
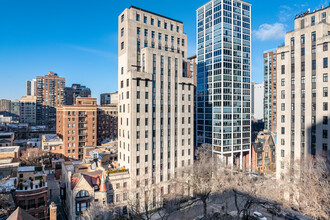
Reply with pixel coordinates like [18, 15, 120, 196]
[78, 124, 87, 129]
[79, 136, 86, 142]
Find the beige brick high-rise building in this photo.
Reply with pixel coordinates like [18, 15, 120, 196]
[56, 97, 97, 160]
[118, 6, 194, 206]
[276, 6, 330, 179]
[36, 71, 65, 130]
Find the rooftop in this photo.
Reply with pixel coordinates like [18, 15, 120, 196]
[129, 5, 183, 24]
[295, 4, 330, 19]
[42, 134, 62, 142]
[0, 146, 19, 153]
[17, 166, 35, 172]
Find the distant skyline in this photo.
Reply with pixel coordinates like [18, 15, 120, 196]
[0, 0, 328, 100]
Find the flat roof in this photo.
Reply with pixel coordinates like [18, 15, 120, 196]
[0, 146, 19, 153]
[0, 132, 14, 136]
[129, 6, 183, 24]
[18, 166, 35, 172]
[295, 5, 330, 19]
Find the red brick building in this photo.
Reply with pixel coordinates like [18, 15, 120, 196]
[15, 166, 47, 219]
[251, 131, 276, 173]
[56, 97, 97, 160]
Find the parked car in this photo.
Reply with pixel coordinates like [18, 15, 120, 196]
[284, 214, 300, 220]
[252, 211, 267, 220]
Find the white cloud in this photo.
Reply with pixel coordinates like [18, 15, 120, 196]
[253, 23, 286, 41]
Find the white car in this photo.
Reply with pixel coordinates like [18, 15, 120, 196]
[253, 211, 267, 220]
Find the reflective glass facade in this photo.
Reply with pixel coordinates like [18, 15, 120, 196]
[196, 0, 251, 165]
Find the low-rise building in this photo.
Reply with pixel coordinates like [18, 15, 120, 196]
[14, 138, 40, 150]
[15, 166, 48, 219]
[61, 159, 129, 219]
[0, 146, 20, 161]
[41, 134, 64, 158]
[251, 130, 276, 173]
[0, 132, 14, 147]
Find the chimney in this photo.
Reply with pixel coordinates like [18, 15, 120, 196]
[49, 202, 57, 220]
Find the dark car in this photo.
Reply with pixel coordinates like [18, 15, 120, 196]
[284, 214, 299, 220]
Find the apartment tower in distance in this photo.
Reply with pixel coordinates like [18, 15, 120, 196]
[276, 6, 330, 179]
[196, 0, 251, 168]
[263, 50, 277, 132]
[118, 6, 194, 206]
[36, 71, 65, 130]
[56, 97, 97, 160]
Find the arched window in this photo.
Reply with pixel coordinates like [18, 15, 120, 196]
[76, 190, 89, 198]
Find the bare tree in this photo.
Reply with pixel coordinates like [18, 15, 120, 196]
[20, 148, 49, 166]
[279, 156, 330, 219]
[126, 181, 161, 220]
[84, 201, 115, 220]
[173, 144, 231, 219]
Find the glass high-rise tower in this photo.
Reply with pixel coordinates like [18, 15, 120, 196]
[196, 0, 251, 168]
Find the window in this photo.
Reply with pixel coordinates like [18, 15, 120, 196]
[121, 28, 124, 37]
[281, 139, 285, 145]
[164, 22, 167, 29]
[121, 42, 124, 50]
[281, 103, 285, 111]
[144, 16, 147, 23]
[323, 116, 328, 125]
[281, 52, 285, 60]
[121, 14, 124, 22]
[28, 199, 35, 209]
[323, 130, 328, 139]
[324, 42, 328, 51]
[281, 90, 285, 99]
[137, 27, 140, 35]
[311, 16, 315, 25]
[176, 26, 179, 32]
[121, 67, 124, 74]
[137, 104, 140, 113]
[312, 32, 316, 42]
[323, 58, 328, 68]
[136, 131, 140, 139]
[312, 60, 316, 70]
[136, 14, 140, 21]
[158, 20, 161, 27]
[158, 33, 162, 40]
[136, 156, 140, 163]
[322, 12, 326, 21]
[144, 29, 148, 37]
[281, 115, 285, 123]
[301, 34, 305, 44]
[324, 87, 328, 97]
[324, 73, 328, 82]
[281, 65, 285, 74]
[136, 91, 140, 99]
[151, 18, 154, 25]
[281, 79, 285, 86]
[145, 104, 148, 113]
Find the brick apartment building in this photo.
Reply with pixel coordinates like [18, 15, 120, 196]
[97, 105, 118, 144]
[36, 71, 65, 130]
[56, 97, 97, 160]
[15, 166, 48, 219]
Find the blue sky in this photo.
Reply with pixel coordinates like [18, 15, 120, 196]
[0, 0, 328, 101]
